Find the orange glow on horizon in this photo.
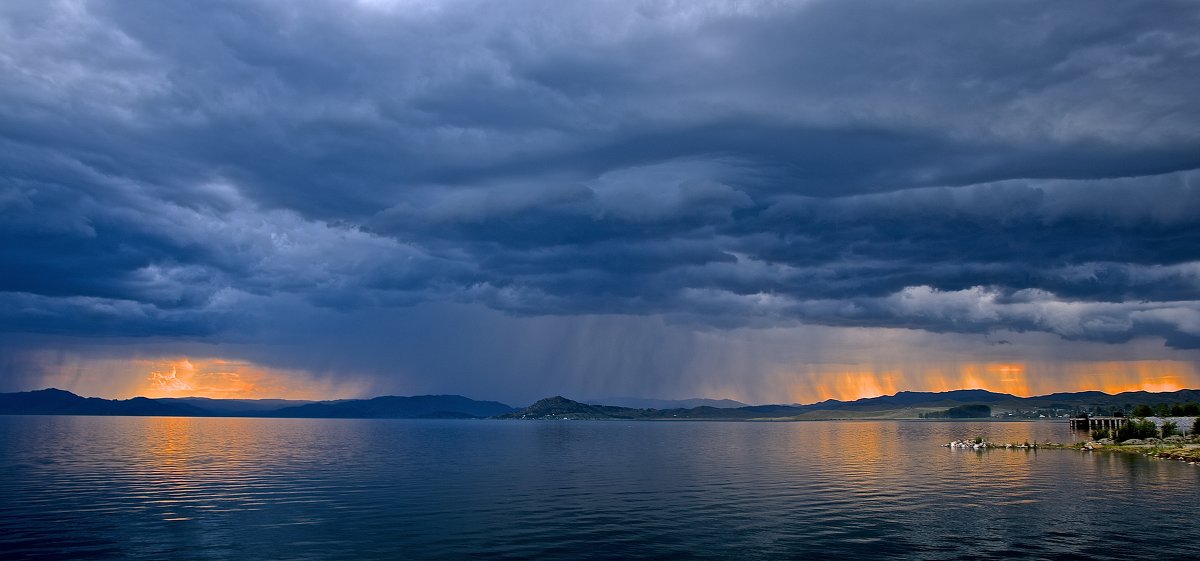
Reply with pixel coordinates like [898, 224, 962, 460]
[768, 360, 1199, 405]
[134, 357, 336, 400]
[1058, 361, 1190, 395]
[41, 354, 1197, 405]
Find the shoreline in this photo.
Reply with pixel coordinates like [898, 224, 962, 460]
[1048, 441, 1200, 463]
[946, 438, 1200, 464]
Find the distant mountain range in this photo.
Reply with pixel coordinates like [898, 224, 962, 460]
[500, 389, 1200, 420]
[1, 387, 1198, 420]
[495, 396, 870, 420]
[0, 389, 514, 419]
[259, 395, 514, 419]
[795, 388, 1200, 417]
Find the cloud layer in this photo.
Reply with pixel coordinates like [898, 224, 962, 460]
[2, 1, 1200, 398]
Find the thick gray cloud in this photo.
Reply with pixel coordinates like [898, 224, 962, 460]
[2, 0, 1200, 398]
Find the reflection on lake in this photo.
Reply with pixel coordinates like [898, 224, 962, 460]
[1, 416, 1197, 560]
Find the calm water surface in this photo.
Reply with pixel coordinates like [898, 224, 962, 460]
[1, 416, 1197, 560]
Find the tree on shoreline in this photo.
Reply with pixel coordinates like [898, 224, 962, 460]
[1114, 419, 1158, 442]
[1173, 402, 1200, 416]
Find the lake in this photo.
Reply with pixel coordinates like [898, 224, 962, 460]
[1, 416, 1197, 560]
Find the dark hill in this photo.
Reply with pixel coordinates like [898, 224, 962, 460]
[824, 390, 1013, 410]
[498, 396, 654, 419]
[499, 397, 809, 420]
[584, 397, 748, 409]
[158, 397, 315, 413]
[0, 389, 511, 419]
[263, 395, 515, 419]
[0, 389, 208, 416]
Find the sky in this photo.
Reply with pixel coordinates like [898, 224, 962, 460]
[2, 0, 1200, 405]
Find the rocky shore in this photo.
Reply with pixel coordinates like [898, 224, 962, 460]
[944, 436, 1200, 465]
[944, 439, 1048, 450]
[1068, 435, 1200, 464]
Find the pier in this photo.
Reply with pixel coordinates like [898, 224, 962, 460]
[1069, 415, 1127, 432]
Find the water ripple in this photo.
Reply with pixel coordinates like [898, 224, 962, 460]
[0, 416, 1197, 560]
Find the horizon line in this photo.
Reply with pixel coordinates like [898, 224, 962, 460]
[12, 386, 1200, 410]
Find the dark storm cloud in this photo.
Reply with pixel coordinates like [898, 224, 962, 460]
[2, 0, 1200, 351]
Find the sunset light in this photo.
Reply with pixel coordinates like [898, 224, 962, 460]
[772, 360, 1200, 404]
[3, 1, 1200, 559]
[135, 358, 342, 400]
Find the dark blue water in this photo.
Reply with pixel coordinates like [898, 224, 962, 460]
[1, 416, 1197, 560]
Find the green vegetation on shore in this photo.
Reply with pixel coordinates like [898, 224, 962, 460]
[1058, 415, 1200, 463]
[1114, 419, 1159, 441]
[948, 434, 1200, 464]
[1131, 403, 1200, 417]
[1054, 441, 1200, 463]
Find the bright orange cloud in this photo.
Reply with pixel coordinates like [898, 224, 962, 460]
[764, 360, 1200, 404]
[1055, 361, 1192, 395]
[135, 357, 337, 400]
